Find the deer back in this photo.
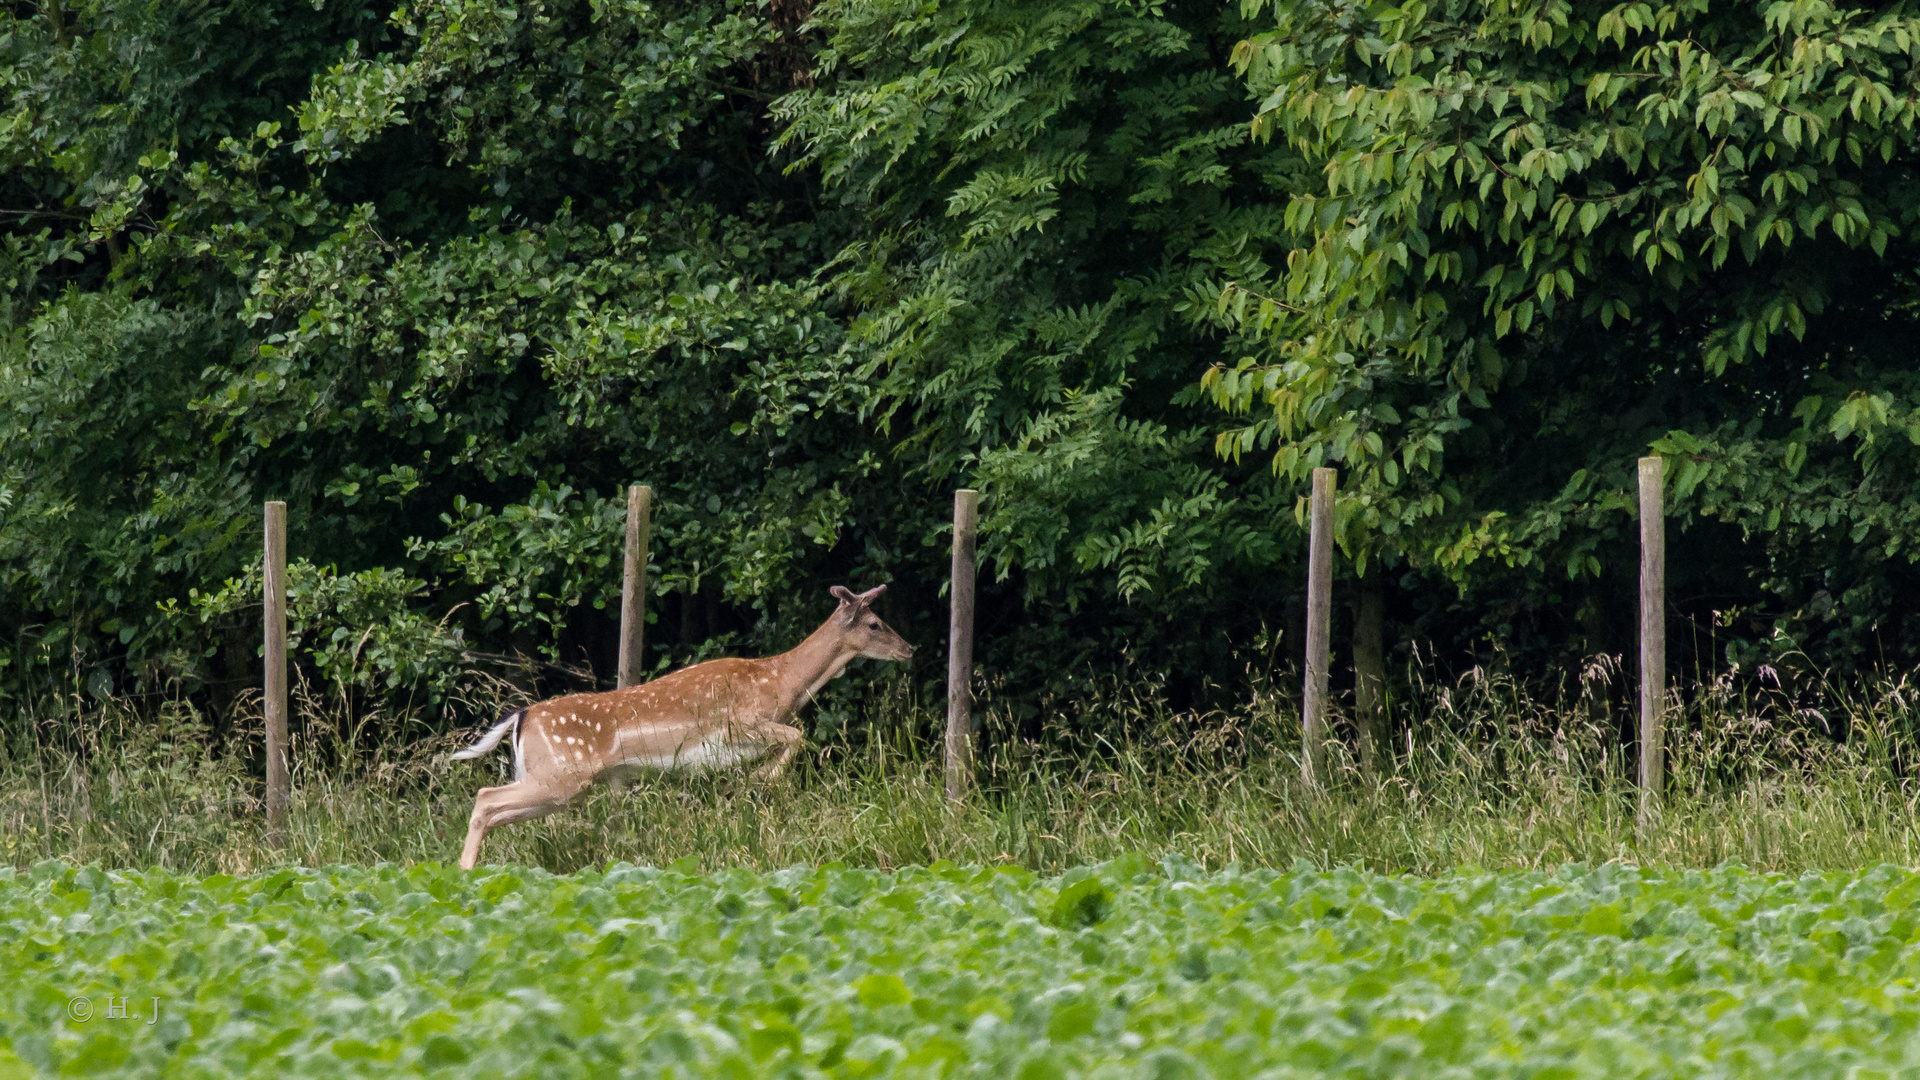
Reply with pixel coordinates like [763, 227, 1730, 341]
[517, 658, 786, 778]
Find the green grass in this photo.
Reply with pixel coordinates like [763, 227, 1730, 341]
[9, 662, 1920, 1076]
[5, 659, 1920, 877]
[10, 856, 1920, 1078]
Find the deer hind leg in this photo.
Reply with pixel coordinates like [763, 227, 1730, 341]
[458, 777, 585, 870]
[749, 725, 804, 782]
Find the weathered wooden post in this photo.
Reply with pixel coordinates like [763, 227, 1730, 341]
[946, 489, 979, 804]
[1638, 457, 1666, 833]
[1303, 467, 1335, 791]
[263, 501, 289, 837]
[618, 485, 652, 689]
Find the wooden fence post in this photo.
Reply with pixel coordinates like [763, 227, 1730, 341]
[618, 485, 652, 689]
[1303, 467, 1335, 791]
[1638, 456, 1666, 833]
[946, 489, 979, 804]
[263, 501, 289, 838]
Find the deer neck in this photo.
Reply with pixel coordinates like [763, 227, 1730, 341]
[772, 618, 856, 713]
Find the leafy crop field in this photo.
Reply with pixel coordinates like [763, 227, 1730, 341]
[5, 857, 1920, 1078]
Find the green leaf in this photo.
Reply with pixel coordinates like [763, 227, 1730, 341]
[1050, 876, 1110, 928]
[854, 974, 912, 1008]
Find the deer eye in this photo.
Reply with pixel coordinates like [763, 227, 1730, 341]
[868, 620, 880, 629]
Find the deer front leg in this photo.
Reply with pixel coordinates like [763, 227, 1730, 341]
[750, 725, 804, 782]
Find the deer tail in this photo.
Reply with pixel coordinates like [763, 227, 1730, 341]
[451, 708, 526, 763]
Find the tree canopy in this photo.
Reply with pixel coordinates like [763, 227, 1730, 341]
[2, 0, 1918, 730]
[1216, 0, 1920, 666]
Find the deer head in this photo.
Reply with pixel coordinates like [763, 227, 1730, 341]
[829, 585, 915, 661]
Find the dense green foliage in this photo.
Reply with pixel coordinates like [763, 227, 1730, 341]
[9, 0, 1920, 735]
[0, 0, 885, 713]
[14, 857, 1920, 1076]
[1219, 0, 1920, 665]
[0, 0, 1304, 728]
[774, 0, 1307, 604]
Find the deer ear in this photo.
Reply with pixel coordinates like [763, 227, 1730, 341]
[857, 584, 888, 603]
[829, 585, 856, 604]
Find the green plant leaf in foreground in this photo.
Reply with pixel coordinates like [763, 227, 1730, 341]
[7, 859, 1920, 1076]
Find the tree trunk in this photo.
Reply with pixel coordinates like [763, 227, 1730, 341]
[680, 582, 701, 646]
[1352, 573, 1386, 776]
[702, 577, 724, 640]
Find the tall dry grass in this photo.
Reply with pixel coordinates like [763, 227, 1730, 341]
[5, 652, 1920, 876]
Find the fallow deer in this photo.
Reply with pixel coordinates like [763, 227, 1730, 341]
[450, 584, 913, 869]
